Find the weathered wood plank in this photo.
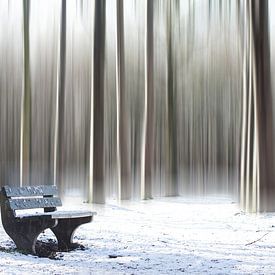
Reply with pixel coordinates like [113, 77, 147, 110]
[2, 185, 58, 197]
[16, 210, 96, 219]
[51, 210, 96, 219]
[8, 197, 62, 210]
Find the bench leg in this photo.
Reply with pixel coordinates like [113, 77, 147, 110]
[2, 218, 57, 255]
[51, 216, 92, 251]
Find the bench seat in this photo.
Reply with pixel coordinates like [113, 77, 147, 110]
[15, 210, 97, 219]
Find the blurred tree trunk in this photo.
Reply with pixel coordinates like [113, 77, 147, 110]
[141, 0, 154, 199]
[240, 0, 275, 212]
[116, 0, 131, 200]
[166, 0, 178, 196]
[56, 0, 66, 194]
[21, 0, 31, 186]
[92, 0, 106, 203]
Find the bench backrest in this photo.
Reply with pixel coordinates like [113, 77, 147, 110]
[1, 185, 62, 212]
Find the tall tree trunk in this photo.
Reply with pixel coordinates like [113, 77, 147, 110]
[116, 0, 131, 200]
[21, 0, 31, 186]
[240, 0, 275, 212]
[166, 0, 178, 196]
[92, 0, 106, 203]
[141, 0, 154, 199]
[55, 0, 66, 194]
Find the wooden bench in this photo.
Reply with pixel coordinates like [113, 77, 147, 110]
[0, 185, 96, 255]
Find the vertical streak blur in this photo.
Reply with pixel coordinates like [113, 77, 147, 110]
[93, 0, 105, 203]
[240, 0, 275, 212]
[0, 1, 23, 187]
[2, 0, 274, 207]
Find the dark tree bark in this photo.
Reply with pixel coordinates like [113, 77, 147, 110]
[141, 0, 155, 199]
[92, 0, 106, 203]
[166, 0, 178, 196]
[56, 0, 66, 195]
[116, 0, 131, 200]
[240, 0, 275, 212]
[22, 0, 32, 186]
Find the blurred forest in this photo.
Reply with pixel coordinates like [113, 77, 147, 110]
[0, 0, 275, 212]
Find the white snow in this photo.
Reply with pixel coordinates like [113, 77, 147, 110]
[1, 197, 275, 274]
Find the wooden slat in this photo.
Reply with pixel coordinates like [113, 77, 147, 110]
[51, 210, 96, 219]
[8, 197, 62, 210]
[2, 185, 58, 198]
[16, 210, 97, 219]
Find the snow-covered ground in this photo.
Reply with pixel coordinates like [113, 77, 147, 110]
[1, 197, 275, 274]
